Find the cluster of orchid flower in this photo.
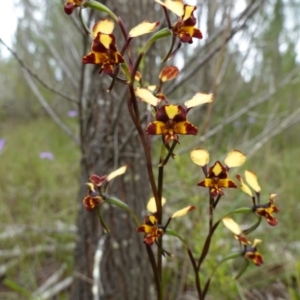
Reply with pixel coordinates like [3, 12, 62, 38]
[63, 0, 279, 298]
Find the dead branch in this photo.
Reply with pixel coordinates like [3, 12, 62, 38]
[23, 70, 79, 144]
[0, 38, 78, 104]
[32, 264, 67, 297]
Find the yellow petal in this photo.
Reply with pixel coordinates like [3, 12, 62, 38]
[129, 21, 160, 38]
[190, 148, 209, 166]
[92, 18, 115, 37]
[107, 165, 127, 181]
[171, 206, 195, 218]
[155, 0, 184, 16]
[236, 175, 253, 197]
[99, 34, 113, 49]
[164, 105, 180, 119]
[222, 217, 242, 235]
[147, 196, 166, 213]
[86, 183, 96, 193]
[211, 161, 224, 176]
[224, 150, 246, 168]
[184, 93, 213, 109]
[147, 85, 157, 92]
[244, 170, 261, 193]
[135, 87, 159, 106]
[182, 5, 195, 21]
[253, 239, 262, 247]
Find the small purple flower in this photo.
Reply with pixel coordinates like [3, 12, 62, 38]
[67, 110, 78, 117]
[0, 138, 6, 152]
[39, 151, 54, 160]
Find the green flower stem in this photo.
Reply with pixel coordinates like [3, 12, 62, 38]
[234, 259, 249, 280]
[130, 28, 172, 84]
[142, 28, 172, 53]
[104, 195, 140, 226]
[161, 35, 176, 62]
[120, 63, 131, 82]
[96, 206, 110, 233]
[84, 1, 119, 23]
[79, 7, 92, 36]
[165, 229, 188, 248]
[243, 216, 261, 235]
[218, 207, 254, 223]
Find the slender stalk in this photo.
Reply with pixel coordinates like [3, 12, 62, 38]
[213, 194, 222, 209]
[127, 84, 159, 203]
[187, 248, 202, 298]
[197, 220, 221, 269]
[162, 6, 172, 28]
[202, 279, 211, 299]
[156, 151, 165, 294]
[159, 140, 178, 167]
[209, 195, 214, 233]
[146, 245, 162, 300]
[118, 16, 130, 43]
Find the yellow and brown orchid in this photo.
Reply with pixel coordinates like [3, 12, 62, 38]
[243, 239, 264, 266]
[236, 171, 279, 226]
[146, 104, 198, 144]
[137, 213, 165, 246]
[135, 66, 180, 103]
[137, 197, 195, 246]
[83, 183, 104, 211]
[82, 19, 124, 75]
[155, 0, 202, 43]
[222, 217, 250, 245]
[197, 161, 237, 197]
[191, 149, 246, 197]
[83, 166, 127, 211]
[140, 93, 213, 144]
[254, 194, 279, 226]
[223, 218, 263, 266]
[64, 0, 83, 15]
[137, 197, 166, 246]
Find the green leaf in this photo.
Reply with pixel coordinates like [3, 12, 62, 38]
[165, 229, 188, 248]
[142, 28, 172, 53]
[3, 278, 32, 299]
[84, 1, 119, 22]
[234, 259, 249, 280]
[97, 206, 110, 233]
[105, 195, 140, 226]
